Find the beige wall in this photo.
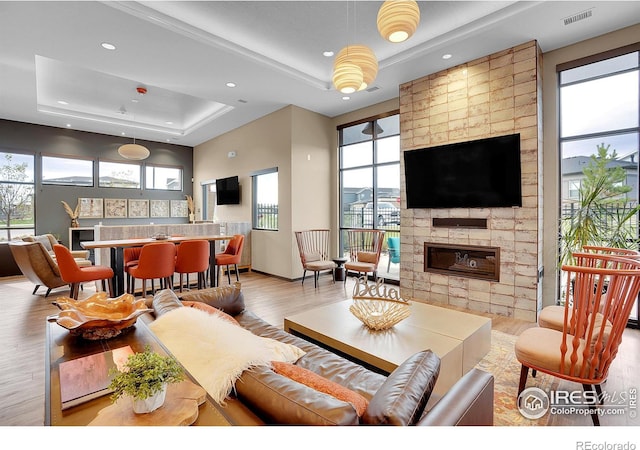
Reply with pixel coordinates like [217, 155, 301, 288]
[399, 41, 543, 321]
[541, 23, 640, 308]
[194, 105, 333, 279]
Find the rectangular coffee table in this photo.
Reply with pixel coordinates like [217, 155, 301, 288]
[284, 300, 491, 396]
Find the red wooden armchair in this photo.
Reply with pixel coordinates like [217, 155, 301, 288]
[515, 255, 640, 425]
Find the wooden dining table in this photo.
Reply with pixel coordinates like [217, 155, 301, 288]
[81, 235, 233, 296]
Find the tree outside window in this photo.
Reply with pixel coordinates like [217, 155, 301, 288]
[0, 152, 35, 241]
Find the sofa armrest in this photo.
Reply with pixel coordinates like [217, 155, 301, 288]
[416, 368, 494, 426]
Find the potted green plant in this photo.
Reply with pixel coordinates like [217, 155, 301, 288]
[108, 345, 184, 414]
[560, 143, 640, 267]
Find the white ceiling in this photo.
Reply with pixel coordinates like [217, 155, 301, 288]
[1, 1, 639, 147]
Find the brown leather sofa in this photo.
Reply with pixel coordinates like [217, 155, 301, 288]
[149, 286, 494, 426]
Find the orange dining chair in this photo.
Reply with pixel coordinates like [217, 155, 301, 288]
[215, 234, 245, 285]
[53, 244, 114, 300]
[515, 255, 640, 425]
[123, 247, 143, 294]
[174, 239, 210, 292]
[538, 247, 640, 332]
[127, 242, 176, 297]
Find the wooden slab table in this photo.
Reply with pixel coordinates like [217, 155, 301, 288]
[45, 315, 230, 426]
[81, 235, 232, 296]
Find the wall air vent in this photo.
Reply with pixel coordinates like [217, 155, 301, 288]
[563, 9, 593, 26]
[365, 86, 380, 93]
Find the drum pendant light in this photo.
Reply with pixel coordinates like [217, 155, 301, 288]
[118, 142, 150, 160]
[377, 0, 421, 43]
[118, 86, 150, 160]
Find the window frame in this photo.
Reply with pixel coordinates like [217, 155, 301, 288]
[252, 168, 278, 231]
[98, 159, 142, 189]
[41, 154, 94, 187]
[145, 163, 183, 191]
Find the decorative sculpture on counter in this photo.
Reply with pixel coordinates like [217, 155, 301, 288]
[61, 200, 80, 228]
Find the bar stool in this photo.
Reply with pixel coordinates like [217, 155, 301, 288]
[128, 242, 176, 298]
[53, 244, 114, 299]
[174, 239, 210, 292]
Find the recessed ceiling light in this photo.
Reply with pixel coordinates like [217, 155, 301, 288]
[442, 54, 452, 60]
[323, 51, 334, 57]
[342, 96, 350, 101]
[57, 100, 68, 105]
[66, 123, 71, 128]
[131, 99, 139, 103]
[226, 82, 237, 88]
[165, 121, 173, 125]
[121, 132, 126, 136]
[101, 42, 116, 50]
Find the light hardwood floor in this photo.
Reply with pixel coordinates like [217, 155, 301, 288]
[1, 271, 638, 426]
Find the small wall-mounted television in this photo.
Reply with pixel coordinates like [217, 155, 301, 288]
[216, 175, 240, 205]
[404, 133, 522, 209]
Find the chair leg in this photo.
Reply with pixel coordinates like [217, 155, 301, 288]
[179, 273, 184, 293]
[217, 265, 221, 287]
[314, 271, 318, 288]
[583, 384, 601, 426]
[71, 283, 80, 300]
[33, 285, 40, 295]
[302, 270, 307, 285]
[234, 264, 239, 282]
[45, 288, 52, 297]
[227, 265, 231, 284]
[518, 365, 529, 395]
[107, 278, 114, 297]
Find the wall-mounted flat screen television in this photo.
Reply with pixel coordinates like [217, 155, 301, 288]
[404, 133, 522, 209]
[216, 175, 240, 205]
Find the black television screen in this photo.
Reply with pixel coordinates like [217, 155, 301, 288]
[216, 176, 240, 205]
[404, 133, 522, 209]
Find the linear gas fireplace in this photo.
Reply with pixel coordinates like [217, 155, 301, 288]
[424, 243, 500, 282]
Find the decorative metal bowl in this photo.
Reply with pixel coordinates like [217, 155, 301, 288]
[349, 276, 411, 331]
[350, 298, 411, 331]
[51, 292, 152, 340]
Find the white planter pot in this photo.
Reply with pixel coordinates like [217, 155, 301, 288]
[131, 384, 167, 414]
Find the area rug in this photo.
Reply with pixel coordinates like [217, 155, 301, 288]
[475, 330, 560, 426]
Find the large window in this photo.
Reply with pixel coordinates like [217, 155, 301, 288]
[559, 49, 640, 325]
[42, 155, 93, 186]
[339, 113, 400, 280]
[0, 152, 35, 240]
[98, 160, 141, 188]
[145, 164, 182, 191]
[252, 169, 278, 231]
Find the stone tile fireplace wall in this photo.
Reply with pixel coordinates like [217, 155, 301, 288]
[399, 40, 543, 322]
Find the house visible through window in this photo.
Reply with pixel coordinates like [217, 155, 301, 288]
[42, 155, 93, 186]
